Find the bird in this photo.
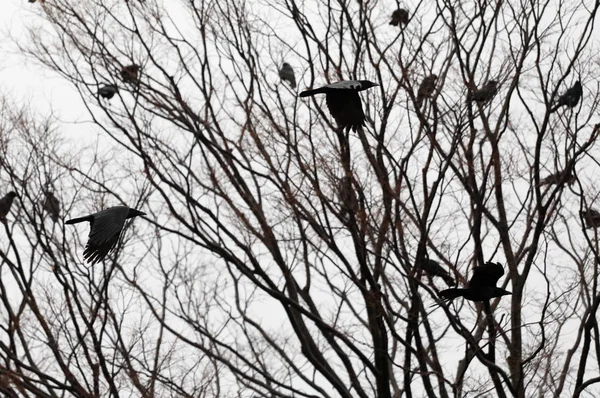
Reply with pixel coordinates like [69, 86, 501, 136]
[0, 192, 17, 221]
[550, 81, 582, 113]
[42, 191, 60, 223]
[389, 9, 409, 27]
[467, 80, 498, 103]
[120, 64, 140, 84]
[416, 74, 438, 108]
[415, 257, 455, 287]
[299, 80, 379, 133]
[66, 206, 145, 265]
[279, 62, 296, 89]
[538, 170, 576, 187]
[440, 261, 511, 302]
[98, 84, 118, 99]
[580, 209, 600, 229]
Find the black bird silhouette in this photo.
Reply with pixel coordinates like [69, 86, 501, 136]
[66, 206, 145, 265]
[121, 64, 140, 84]
[98, 84, 118, 99]
[550, 81, 582, 113]
[416, 74, 438, 108]
[0, 192, 17, 221]
[389, 9, 409, 27]
[468, 80, 498, 103]
[538, 170, 576, 187]
[416, 257, 455, 287]
[43, 191, 60, 223]
[581, 209, 600, 229]
[279, 62, 296, 89]
[440, 262, 511, 302]
[299, 80, 378, 132]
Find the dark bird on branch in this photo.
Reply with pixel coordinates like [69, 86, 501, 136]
[43, 191, 60, 223]
[581, 209, 600, 229]
[416, 74, 438, 108]
[121, 64, 140, 84]
[279, 62, 296, 89]
[0, 192, 17, 221]
[550, 81, 582, 113]
[538, 170, 576, 187]
[66, 206, 145, 265]
[389, 9, 409, 27]
[440, 261, 511, 302]
[299, 80, 378, 132]
[98, 84, 118, 99]
[416, 257, 455, 287]
[467, 80, 498, 104]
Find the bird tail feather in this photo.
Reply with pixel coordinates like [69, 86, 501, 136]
[65, 215, 93, 225]
[439, 288, 466, 301]
[299, 87, 327, 97]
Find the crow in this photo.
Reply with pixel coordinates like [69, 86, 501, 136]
[416, 74, 438, 108]
[279, 62, 296, 89]
[0, 192, 17, 221]
[416, 257, 455, 287]
[467, 80, 498, 103]
[538, 170, 576, 187]
[43, 191, 60, 223]
[299, 80, 378, 132]
[550, 81, 582, 113]
[66, 206, 145, 265]
[121, 64, 140, 84]
[581, 209, 600, 229]
[440, 261, 511, 302]
[98, 84, 118, 99]
[389, 9, 409, 27]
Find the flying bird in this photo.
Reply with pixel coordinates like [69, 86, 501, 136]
[440, 261, 511, 302]
[279, 62, 296, 89]
[121, 64, 140, 84]
[415, 257, 455, 287]
[550, 81, 582, 113]
[98, 84, 118, 99]
[299, 80, 378, 132]
[0, 192, 17, 221]
[43, 191, 60, 223]
[467, 80, 498, 103]
[389, 9, 409, 27]
[66, 205, 145, 265]
[416, 74, 438, 108]
[538, 170, 576, 187]
[581, 209, 600, 229]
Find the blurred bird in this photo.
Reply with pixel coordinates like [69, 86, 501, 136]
[338, 175, 358, 222]
[0, 192, 17, 221]
[440, 261, 511, 302]
[416, 257, 455, 287]
[43, 191, 60, 223]
[66, 206, 145, 265]
[389, 9, 409, 27]
[550, 81, 582, 113]
[98, 84, 118, 100]
[416, 74, 438, 108]
[279, 62, 296, 89]
[467, 80, 498, 103]
[538, 170, 576, 187]
[120, 64, 140, 84]
[581, 209, 600, 229]
[299, 80, 378, 132]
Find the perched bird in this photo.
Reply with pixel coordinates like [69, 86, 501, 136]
[98, 84, 118, 100]
[415, 257, 455, 287]
[66, 206, 145, 265]
[120, 64, 140, 84]
[0, 192, 17, 221]
[416, 74, 438, 108]
[538, 170, 576, 187]
[299, 80, 379, 132]
[581, 209, 600, 229]
[440, 261, 511, 302]
[389, 9, 409, 27]
[43, 191, 60, 223]
[279, 62, 296, 89]
[467, 80, 498, 103]
[550, 81, 582, 113]
[338, 175, 358, 222]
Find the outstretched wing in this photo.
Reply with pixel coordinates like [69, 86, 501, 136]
[468, 262, 505, 288]
[84, 207, 130, 264]
[325, 90, 365, 132]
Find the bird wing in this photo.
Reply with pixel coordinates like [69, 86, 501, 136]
[468, 262, 504, 288]
[83, 206, 130, 264]
[325, 89, 365, 131]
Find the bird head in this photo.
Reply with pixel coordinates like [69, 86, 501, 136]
[430, 74, 438, 80]
[359, 80, 379, 90]
[127, 208, 146, 219]
[7, 192, 17, 198]
[487, 80, 499, 87]
[282, 62, 291, 68]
